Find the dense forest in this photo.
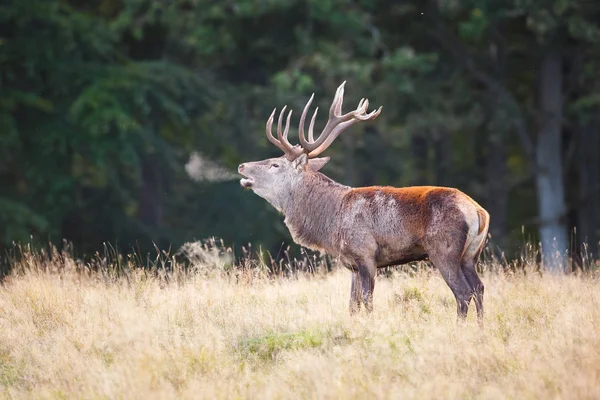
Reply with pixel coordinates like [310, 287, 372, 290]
[1, 0, 599, 270]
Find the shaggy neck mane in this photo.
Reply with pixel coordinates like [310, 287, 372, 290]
[283, 171, 350, 252]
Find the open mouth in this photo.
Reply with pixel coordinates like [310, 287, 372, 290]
[238, 169, 255, 189]
[240, 178, 254, 189]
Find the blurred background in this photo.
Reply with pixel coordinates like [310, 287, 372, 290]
[1, 0, 599, 267]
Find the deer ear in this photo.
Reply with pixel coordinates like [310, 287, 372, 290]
[307, 157, 330, 172]
[292, 154, 308, 170]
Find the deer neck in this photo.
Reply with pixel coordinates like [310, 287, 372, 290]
[282, 172, 349, 253]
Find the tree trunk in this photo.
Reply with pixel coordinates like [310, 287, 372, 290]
[577, 123, 599, 263]
[535, 49, 567, 271]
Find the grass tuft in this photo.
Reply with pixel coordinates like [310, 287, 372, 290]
[238, 330, 325, 362]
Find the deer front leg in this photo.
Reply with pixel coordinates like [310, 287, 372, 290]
[349, 271, 362, 314]
[342, 233, 377, 314]
[358, 261, 377, 313]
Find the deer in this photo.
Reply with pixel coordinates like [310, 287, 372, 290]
[238, 82, 490, 324]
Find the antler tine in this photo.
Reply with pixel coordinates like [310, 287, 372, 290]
[278, 107, 295, 153]
[307, 105, 382, 157]
[308, 107, 318, 142]
[357, 98, 367, 113]
[354, 105, 382, 121]
[279, 107, 305, 159]
[330, 81, 346, 116]
[266, 108, 286, 152]
[299, 94, 315, 144]
[298, 81, 382, 157]
[282, 109, 293, 141]
[276, 105, 286, 140]
[266, 107, 303, 159]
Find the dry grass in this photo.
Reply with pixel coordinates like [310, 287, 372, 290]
[0, 246, 599, 399]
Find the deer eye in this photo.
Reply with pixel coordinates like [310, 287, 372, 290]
[270, 163, 280, 168]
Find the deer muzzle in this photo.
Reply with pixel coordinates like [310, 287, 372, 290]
[238, 164, 254, 189]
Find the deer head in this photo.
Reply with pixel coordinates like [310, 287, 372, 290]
[238, 82, 382, 212]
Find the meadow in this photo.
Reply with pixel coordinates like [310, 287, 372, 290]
[0, 243, 598, 399]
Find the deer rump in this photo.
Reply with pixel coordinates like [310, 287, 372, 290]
[344, 186, 487, 267]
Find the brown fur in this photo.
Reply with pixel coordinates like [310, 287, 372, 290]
[238, 83, 490, 323]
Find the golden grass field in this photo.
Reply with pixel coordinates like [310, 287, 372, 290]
[0, 244, 599, 399]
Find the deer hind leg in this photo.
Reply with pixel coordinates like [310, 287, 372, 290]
[429, 251, 473, 321]
[461, 260, 484, 326]
[461, 233, 487, 326]
[349, 271, 362, 314]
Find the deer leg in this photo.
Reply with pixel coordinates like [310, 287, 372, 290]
[349, 271, 362, 314]
[358, 261, 376, 313]
[461, 259, 484, 327]
[461, 232, 487, 328]
[429, 253, 472, 321]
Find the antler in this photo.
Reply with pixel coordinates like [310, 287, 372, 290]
[298, 81, 382, 158]
[265, 81, 382, 160]
[265, 106, 304, 160]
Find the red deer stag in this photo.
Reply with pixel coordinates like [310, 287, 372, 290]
[238, 82, 490, 323]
